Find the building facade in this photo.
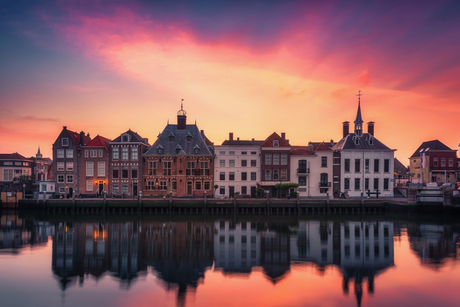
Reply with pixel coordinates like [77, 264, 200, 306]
[108, 130, 149, 197]
[143, 106, 214, 197]
[214, 133, 263, 198]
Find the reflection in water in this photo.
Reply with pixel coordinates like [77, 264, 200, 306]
[3, 212, 460, 307]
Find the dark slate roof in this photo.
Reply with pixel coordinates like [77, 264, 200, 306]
[332, 133, 392, 151]
[144, 124, 214, 157]
[394, 158, 408, 175]
[111, 129, 150, 145]
[410, 140, 453, 158]
[0, 153, 32, 161]
[221, 140, 264, 146]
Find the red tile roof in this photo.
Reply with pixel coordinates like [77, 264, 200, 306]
[0, 152, 32, 161]
[67, 129, 92, 146]
[261, 132, 290, 147]
[313, 143, 332, 151]
[290, 146, 314, 155]
[86, 135, 111, 150]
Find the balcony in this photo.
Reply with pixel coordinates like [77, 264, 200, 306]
[297, 168, 309, 174]
[319, 182, 331, 187]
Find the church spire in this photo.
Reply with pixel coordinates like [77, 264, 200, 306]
[354, 91, 363, 136]
[36, 146, 42, 158]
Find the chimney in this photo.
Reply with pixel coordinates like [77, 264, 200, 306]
[367, 121, 375, 136]
[229, 132, 233, 141]
[177, 114, 186, 130]
[281, 132, 286, 140]
[80, 131, 85, 146]
[343, 121, 350, 138]
[252, 138, 255, 141]
[237, 137, 240, 141]
[201, 130, 204, 135]
[63, 126, 67, 130]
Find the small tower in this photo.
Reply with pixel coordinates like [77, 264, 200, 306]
[354, 91, 363, 136]
[177, 100, 187, 130]
[36, 146, 43, 158]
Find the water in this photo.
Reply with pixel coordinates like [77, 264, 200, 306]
[1, 213, 459, 307]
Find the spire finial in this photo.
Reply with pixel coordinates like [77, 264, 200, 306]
[354, 91, 364, 136]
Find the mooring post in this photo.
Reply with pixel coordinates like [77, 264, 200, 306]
[326, 192, 330, 214]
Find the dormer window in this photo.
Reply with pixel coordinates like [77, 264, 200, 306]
[194, 145, 200, 154]
[186, 131, 193, 141]
[157, 145, 164, 154]
[369, 139, 373, 145]
[273, 140, 279, 147]
[122, 134, 130, 142]
[169, 132, 175, 141]
[355, 138, 359, 145]
[176, 144, 182, 154]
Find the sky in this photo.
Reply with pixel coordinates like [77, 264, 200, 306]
[1, 0, 459, 163]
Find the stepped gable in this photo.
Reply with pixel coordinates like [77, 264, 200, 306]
[410, 140, 452, 158]
[144, 124, 214, 156]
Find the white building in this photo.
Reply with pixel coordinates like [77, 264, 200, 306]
[290, 144, 334, 198]
[214, 133, 263, 198]
[333, 97, 396, 198]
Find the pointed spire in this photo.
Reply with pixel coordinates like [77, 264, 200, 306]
[354, 91, 363, 136]
[36, 146, 42, 158]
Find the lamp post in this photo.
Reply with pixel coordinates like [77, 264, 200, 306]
[23, 184, 26, 199]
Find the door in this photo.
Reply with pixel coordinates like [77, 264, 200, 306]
[68, 188, 73, 199]
[251, 186, 256, 198]
[99, 181, 104, 194]
[133, 183, 138, 197]
[187, 182, 193, 195]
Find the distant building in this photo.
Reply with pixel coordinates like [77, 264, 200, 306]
[214, 133, 263, 198]
[0, 152, 33, 183]
[31, 147, 52, 181]
[143, 105, 214, 197]
[332, 95, 395, 198]
[108, 130, 150, 197]
[260, 132, 291, 197]
[80, 135, 111, 196]
[409, 140, 457, 184]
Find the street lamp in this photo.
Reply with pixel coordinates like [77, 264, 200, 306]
[23, 184, 26, 199]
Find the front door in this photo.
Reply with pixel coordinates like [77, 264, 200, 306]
[99, 181, 104, 194]
[133, 183, 138, 197]
[251, 186, 256, 198]
[68, 188, 73, 199]
[187, 182, 193, 195]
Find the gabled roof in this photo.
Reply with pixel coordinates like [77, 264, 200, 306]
[394, 158, 408, 175]
[261, 132, 290, 147]
[332, 133, 392, 151]
[290, 146, 314, 155]
[144, 124, 214, 157]
[410, 140, 454, 158]
[0, 152, 32, 161]
[312, 143, 332, 151]
[86, 135, 112, 150]
[66, 129, 91, 146]
[111, 129, 150, 145]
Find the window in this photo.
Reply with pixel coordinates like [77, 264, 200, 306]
[355, 159, 360, 173]
[265, 154, 272, 165]
[147, 181, 155, 190]
[204, 182, 210, 190]
[344, 178, 350, 190]
[273, 154, 279, 165]
[220, 160, 225, 167]
[220, 186, 225, 195]
[229, 160, 235, 167]
[281, 154, 287, 165]
[159, 181, 167, 190]
[122, 148, 128, 160]
[122, 183, 128, 193]
[281, 169, 287, 180]
[251, 151, 257, 155]
[131, 166, 138, 179]
[66, 175, 73, 183]
[220, 151, 225, 155]
[57, 175, 64, 183]
[251, 160, 256, 167]
[449, 158, 453, 167]
[3, 169, 13, 181]
[86, 162, 93, 176]
[229, 172, 235, 181]
[384, 159, 390, 173]
[273, 169, 279, 180]
[4, 161, 13, 165]
[172, 181, 177, 190]
[273, 140, 279, 147]
[99, 150, 103, 158]
[85, 150, 88, 158]
[148, 161, 157, 175]
[333, 157, 340, 165]
[251, 172, 256, 180]
[433, 158, 438, 167]
[112, 148, 119, 160]
[344, 159, 350, 172]
[131, 147, 138, 161]
[384, 178, 389, 190]
[113, 167, 119, 179]
[187, 162, 195, 175]
[122, 166, 129, 179]
[66, 162, 74, 171]
[201, 161, 209, 175]
[57, 149, 64, 159]
[241, 172, 247, 181]
[320, 173, 328, 186]
[122, 134, 129, 142]
[299, 176, 306, 186]
[265, 170, 271, 180]
[220, 172, 225, 180]
[365, 178, 369, 190]
[66, 149, 73, 158]
[241, 186, 247, 195]
[321, 157, 327, 167]
[374, 178, 379, 190]
[86, 180, 93, 191]
[163, 161, 171, 175]
[229, 151, 235, 155]
[355, 178, 360, 190]
[113, 183, 119, 194]
[98, 162, 105, 176]
[441, 158, 446, 167]
[365, 159, 370, 172]
[374, 159, 380, 172]
[62, 138, 69, 146]
[195, 181, 202, 190]
[90, 150, 97, 157]
[241, 160, 247, 167]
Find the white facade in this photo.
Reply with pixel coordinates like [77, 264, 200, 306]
[340, 150, 394, 198]
[214, 143, 261, 198]
[38, 181, 56, 199]
[291, 149, 334, 198]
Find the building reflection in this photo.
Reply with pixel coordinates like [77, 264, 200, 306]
[407, 223, 460, 269]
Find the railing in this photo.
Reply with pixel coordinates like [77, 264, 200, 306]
[319, 182, 331, 187]
[297, 168, 309, 174]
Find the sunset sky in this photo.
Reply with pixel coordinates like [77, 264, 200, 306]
[1, 0, 459, 163]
